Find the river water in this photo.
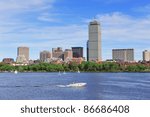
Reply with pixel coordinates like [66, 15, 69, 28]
[0, 72, 150, 100]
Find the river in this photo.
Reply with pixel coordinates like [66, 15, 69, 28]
[0, 72, 150, 100]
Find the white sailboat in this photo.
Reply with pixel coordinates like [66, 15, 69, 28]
[14, 70, 18, 74]
[63, 71, 66, 74]
[58, 71, 61, 76]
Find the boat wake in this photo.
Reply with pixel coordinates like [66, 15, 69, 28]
[56, 85, 68, 88]
[56, 83, 87, 88]
[0, 85, 45, 88]
[0, 83, 87, 89]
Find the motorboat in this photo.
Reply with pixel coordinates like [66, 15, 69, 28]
[67, 83, 87, 87]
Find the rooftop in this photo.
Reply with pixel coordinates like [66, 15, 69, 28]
[90, 20, 100, 25]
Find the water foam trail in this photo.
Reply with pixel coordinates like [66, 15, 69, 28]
[56, 85, 68, 88]
[0, 85, 43, 88]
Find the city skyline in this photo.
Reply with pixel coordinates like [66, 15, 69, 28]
[0, 0, 150, 61]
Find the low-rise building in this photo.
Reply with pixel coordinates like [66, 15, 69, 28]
[71, 57, 84, 64]
[2, 58, 14, 64]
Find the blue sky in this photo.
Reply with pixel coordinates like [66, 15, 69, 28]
[0, 0, 150, 61]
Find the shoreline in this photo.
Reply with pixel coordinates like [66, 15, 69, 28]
[1, 71, 150, 73]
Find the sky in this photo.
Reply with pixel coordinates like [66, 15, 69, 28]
[0, 0, 150, 61]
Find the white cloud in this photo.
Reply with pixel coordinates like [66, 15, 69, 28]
[0, 0, 56, 23]
[37, 13, 60, 22]
[0, 0, 58, 40]
[95, 12, 150, 41]
[0, 0, 54, 12]
[0, 25, 87, 47]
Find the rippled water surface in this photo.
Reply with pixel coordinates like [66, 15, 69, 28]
[0, 72, 150, 100]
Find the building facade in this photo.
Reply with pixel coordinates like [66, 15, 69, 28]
[16, 55, 28, 63]
[64, 49, 73, 62]
[72, 47, 83, 58]
[40, 51, 51, 62]
[143, 50, 150, 62]
[87, 20, 102, 61]
[52, 47, 64, 60]
[2, 58, 14, 64]
[87, 40, 89, 61]
[17, 47, 29, 61]
[112, 49, 134, 62]
[71, 57, 84, 64]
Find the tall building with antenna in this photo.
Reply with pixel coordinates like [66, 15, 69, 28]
[87, 20, 102, 61]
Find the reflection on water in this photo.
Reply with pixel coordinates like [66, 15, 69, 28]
[0, 72, 150, 100]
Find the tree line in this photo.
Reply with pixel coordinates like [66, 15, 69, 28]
[0, 62, 150, 72]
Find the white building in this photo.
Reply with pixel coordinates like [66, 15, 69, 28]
[112, 49, 134, 62]
[143, 50, 150, 61]
[16, 55, 28, 64]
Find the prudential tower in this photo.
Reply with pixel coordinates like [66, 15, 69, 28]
[87, 20, 102, 61]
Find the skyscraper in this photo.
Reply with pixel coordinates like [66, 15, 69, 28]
[143, 50, 150, 62]
[112, 49, 134, 62]
[17, 47, 29, 62]
[72, 47, 83, 58]
[87, 20, 102, 61]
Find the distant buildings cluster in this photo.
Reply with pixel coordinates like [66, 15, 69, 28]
[2, 46, 84, 65]
[87, 20, 150, 63]
[39, 47, 84, 64]
[1, 20, 150, 65]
